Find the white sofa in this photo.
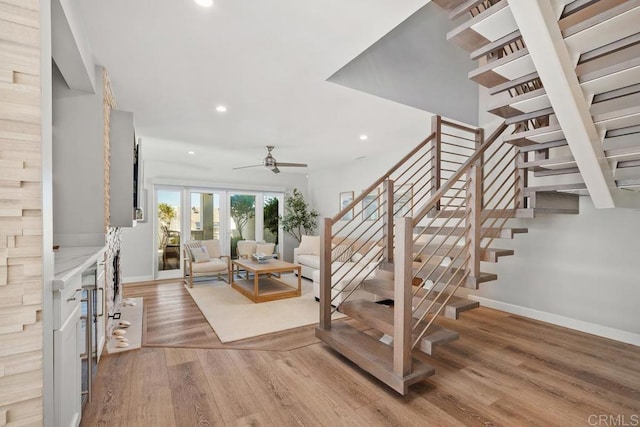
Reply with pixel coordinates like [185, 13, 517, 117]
[312, 262, 383, 305]
[293, 247, 320, 280]
[293, 235, 384, 305]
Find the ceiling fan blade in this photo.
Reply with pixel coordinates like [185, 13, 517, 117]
[271, 166, 280, 174]
[276, 162, 308, 168]
[232, 164, 263, 170]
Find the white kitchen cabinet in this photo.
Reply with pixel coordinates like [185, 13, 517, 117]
[53, 303, 82, 427]
[53, 247, 105, 426]
[96, 258, 106, 361]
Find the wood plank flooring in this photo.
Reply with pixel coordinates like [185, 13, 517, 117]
[80, 281, 640, 426]
[134, 280, 339, 351]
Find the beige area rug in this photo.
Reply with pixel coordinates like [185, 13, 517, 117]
[185, 275, 346, 343]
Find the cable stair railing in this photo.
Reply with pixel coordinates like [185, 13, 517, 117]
[315, 116, 527, 394]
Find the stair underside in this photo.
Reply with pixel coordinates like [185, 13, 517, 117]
[469, 2, 640, 88]
[488, 48, 640, 118]
[315, 323, 435, 395]
[338, 300, 459, 355]
[362, 277, 479, 319]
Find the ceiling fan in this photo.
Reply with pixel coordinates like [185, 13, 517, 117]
[233, 145, 308, 174]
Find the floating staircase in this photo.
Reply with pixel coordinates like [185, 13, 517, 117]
[316, 117, 529, 394]
[316, 0, 640, 395]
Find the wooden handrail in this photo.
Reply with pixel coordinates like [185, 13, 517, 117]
[330, 132, 436, 224]
[412, 122, 509, 225]
[440, 118, 480, 134]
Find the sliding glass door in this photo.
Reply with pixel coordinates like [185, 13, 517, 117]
[228, 192, 257, 258]
[189, 191, 223, 241]
[153, 186, 284, 278]
[155, 188, 182, 278]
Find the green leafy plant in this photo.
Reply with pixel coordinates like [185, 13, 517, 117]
[280, 188, 318, 243]
[158, 202, 177, 248]
[263, 197, 279, 244]
[230, 195, 255, 240]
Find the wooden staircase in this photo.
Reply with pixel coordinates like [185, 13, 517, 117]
[316, 0, 640, 395]
[315, 118, 527, 394]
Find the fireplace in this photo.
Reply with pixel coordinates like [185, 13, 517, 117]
[105, 227, 123, 338]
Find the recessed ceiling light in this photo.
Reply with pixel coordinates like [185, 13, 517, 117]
[194, 0, 213, 7]
[215, 105, 227, 113]
[359, 134, 368, 141]
[188, 151, 195, 155]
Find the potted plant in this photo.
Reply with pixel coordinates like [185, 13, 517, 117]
[281, 188, 319, 243]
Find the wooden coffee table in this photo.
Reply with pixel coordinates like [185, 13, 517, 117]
[231, 259, 302, 303]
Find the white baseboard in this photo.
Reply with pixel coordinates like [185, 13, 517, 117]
[468, 295, 640, 347]
[123, 275, 153, 284]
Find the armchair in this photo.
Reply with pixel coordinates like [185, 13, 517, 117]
[183, 239, 231, 287]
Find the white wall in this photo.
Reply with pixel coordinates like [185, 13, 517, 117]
[478, 85, 640, 345]
[469, 198, 640, 344]
[121, 158, 309, 282]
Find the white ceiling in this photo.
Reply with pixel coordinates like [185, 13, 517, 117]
[77, 0, 433, 173]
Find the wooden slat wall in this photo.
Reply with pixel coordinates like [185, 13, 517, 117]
[0, 0, 44, 425]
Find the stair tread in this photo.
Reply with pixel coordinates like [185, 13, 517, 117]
[523, 183, 587, 195]
[414, 226, 528, 239]
[339, 300, 459, 355]
[362, 277, 480, 318]
[446, 0, 512, 52]
[315, 323, 435, 394]
[503, 124, 563, 145]
[412, 243, 514, 262]
[518, 155, 577, 169]
[412, 264, 497, 287]
[426, 208, 518, 219]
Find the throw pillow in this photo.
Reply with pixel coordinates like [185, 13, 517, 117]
[256, 243, 275, 255]
[297, 235, 320, 256]
[333, 244, 353, 262]
[191, 245, 210, 263]
[184, 240, 203, 261]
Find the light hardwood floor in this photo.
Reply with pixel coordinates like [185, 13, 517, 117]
[80, 281, 640, 426]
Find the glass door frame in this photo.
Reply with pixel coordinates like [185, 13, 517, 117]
[153, 185, 185, 280]
[186, 188, 228, 255]
[227, 190, 261, 258]
[262, 192, 285, 259]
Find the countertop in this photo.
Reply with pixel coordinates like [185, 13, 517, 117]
[53, 246, 105, 291]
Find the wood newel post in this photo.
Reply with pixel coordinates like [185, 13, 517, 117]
[393, 217, 413, 377]
[382, 179, 394, 264]
[516, 148, 528, 209]
[466, 162, 482, 279]
[476, 127, 485, 209]
[319, 217, 332, 330]
[431, 115, 442, 211]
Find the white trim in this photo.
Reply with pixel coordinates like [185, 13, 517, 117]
[149, 177, 286, 193]
[468, 295, 640, 347]
[123, 275, 154, 284]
